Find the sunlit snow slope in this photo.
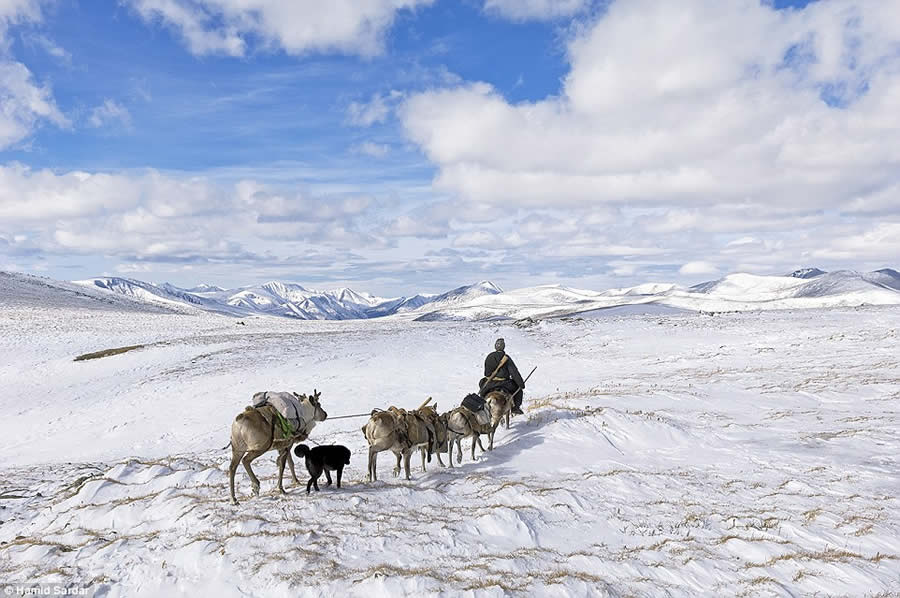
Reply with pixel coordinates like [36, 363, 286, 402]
[1, 299, 898, 596]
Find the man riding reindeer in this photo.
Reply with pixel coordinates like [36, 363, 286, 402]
[479, 338, 525, 415]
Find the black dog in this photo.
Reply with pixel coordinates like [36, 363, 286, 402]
[293, 444, 351, 494]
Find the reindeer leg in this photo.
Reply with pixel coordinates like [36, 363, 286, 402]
[404, 450, 412, 480]
[436, 441, 446, 467]
[393, 451, 402, 477]
[241, 450, 265, 497]
[471, 434, 478, 461]
[456, 438, 463, 464]
[448, 435, 454, 468]
[367, 446, 376, 482]
[286, 448, 301, 484]
[229, 448, 243, 505]
[506, 410, 511, 430]
[276, 449, 289, 495]
[420, 447, 427, 472]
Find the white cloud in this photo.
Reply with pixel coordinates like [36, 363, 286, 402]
[0, 3, 68, 149]
[88, 99, 132, 130]
[396, 0, 900, 278]
[0, 0, 41, 23]
[452, 230, 502, 249]
[126, 0, 434, 58]
[812, 222, 900, 261]
[0, 62, 68, 147]
[402, 0, 900, 211]
[0, 165, 391, 265]
[347, 93, 396, 127]
[351, 141, 390, 158]
[382, 214, 447, 239]
[23, 33, 71, 64]
[679, 261, 718, 276]
[484, 0, 588, 21]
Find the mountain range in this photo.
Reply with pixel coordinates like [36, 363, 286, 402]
[2, 268, 898, 321]
[75, 277, 504, 320]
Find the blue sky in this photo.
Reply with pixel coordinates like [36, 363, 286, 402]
[1, 0, 898, 295]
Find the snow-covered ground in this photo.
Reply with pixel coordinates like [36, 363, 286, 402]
[1, 302, 899, 596]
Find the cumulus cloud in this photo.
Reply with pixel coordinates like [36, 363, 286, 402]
[398, 0, 900, 276]
[126, 0, 434, 58]
[402, 1, 900, 209]
[0, 165, 389, 266]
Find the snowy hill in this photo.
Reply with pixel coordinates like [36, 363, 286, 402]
[6, 268, 896, 322]
[0, 271, 187, 313]
[415, 269, 900, 321]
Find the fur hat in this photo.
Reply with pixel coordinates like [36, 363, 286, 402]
[494, 338, 505, 351]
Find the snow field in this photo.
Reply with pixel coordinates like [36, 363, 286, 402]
[0, 305, 898, 596]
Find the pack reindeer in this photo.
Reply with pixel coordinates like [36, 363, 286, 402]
[445, 406, 489, 466]
[228, 390, 327, 505]
[416, 403, 448, 467]
[362, 403, 436, 481]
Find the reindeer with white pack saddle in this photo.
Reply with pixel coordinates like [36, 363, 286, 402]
[227, 390, 327, 505]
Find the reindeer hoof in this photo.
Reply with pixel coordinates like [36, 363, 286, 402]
[251, 485, 260, 496]
[231, 498, 239, 506]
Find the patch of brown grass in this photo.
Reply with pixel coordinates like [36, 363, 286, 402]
[74, 344, 145, 361]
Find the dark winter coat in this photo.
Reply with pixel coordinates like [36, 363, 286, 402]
[480, 350, 524, 397]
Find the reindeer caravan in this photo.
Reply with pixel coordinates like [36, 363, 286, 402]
[226, 338, 533, 504]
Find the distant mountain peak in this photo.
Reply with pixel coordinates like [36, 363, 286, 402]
[789, 268, 826, 279]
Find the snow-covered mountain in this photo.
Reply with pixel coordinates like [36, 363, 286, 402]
[0, 271, 188, 313]
[415, 269, 900, 321]
[789, 267, 826, 279]
[72, 277, 503, 320]
[7, 268, 898, 321]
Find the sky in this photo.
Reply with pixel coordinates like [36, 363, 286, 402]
[0, 0, 898, 296]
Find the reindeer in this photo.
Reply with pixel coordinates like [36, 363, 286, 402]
[228, 390, 327, 505]
[361, 406, 434, 481]
[445, 406, 490, 466]
[416, 403, 448, 467]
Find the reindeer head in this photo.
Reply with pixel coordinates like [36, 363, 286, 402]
[307, 388, 327, 421]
